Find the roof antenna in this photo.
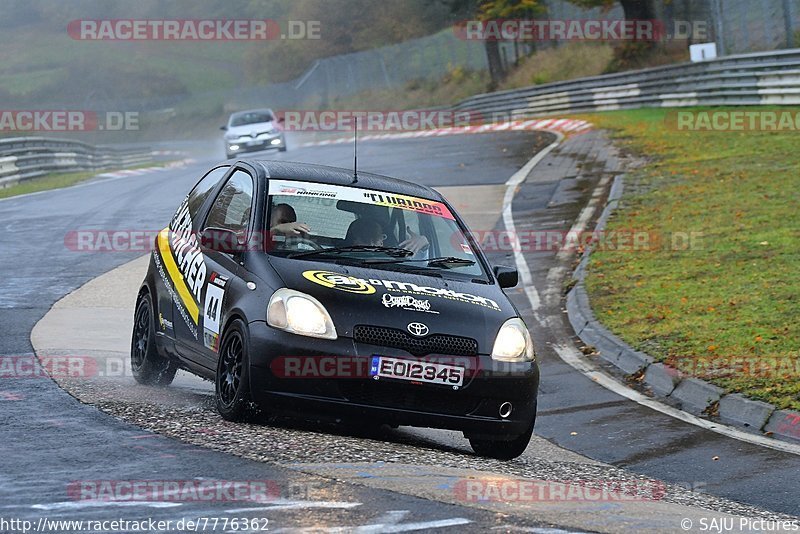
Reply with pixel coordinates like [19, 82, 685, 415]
[352, 117, 359, 183]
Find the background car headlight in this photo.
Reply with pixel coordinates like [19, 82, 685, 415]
[267, 288, 337, 340]
[491, 317, 534, 362]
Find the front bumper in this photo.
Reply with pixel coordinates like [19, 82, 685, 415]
[226, 135, 285, 155]
[247, 321, 539, 438]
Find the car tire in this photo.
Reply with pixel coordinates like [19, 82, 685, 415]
[131, 292, 177, 386]
[468, 419, 535, 460]
[215, 319, 254, 421]
[226, 153, 235, 160]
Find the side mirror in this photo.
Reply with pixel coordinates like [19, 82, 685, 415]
[201, 227, 243, 254]
[493, 265, 518, 288]
[220, 125, 227, 131]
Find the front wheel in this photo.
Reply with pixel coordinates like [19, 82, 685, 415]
[468, 420, 534, 460]
[215, 319, 254, 421]
[131, 292, 177, 386]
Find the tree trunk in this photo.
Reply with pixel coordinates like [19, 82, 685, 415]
[485, 40, 505, 89]
[619, 0, 655, 20]
[619, 0, 657, 50]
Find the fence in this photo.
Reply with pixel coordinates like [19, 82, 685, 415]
[0, 137, 153, 188]
[452, 48, 800, 117]
[222, 0, 800, 111]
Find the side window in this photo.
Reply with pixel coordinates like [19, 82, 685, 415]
[188, 166, 229, 219]
[204, 170, 254, 235]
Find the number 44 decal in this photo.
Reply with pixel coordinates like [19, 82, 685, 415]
[203, 283, 225, 351]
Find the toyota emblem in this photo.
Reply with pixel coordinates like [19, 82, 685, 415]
[407, 322, 429, 337]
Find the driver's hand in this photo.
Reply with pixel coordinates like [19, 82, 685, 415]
[399, 226, 428, 253]
[272, 222, 310, 236]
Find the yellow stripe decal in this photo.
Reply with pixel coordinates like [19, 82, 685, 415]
[158, 228, 199, 323]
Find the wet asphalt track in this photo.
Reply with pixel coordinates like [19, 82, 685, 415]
[0, 131, 797, 529]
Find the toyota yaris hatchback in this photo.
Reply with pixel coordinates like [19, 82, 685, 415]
[131, 160, 539, 459]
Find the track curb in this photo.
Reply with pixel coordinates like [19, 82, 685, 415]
[565, 175, 800, 444]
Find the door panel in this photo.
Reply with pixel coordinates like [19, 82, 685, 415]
[173, 169, 254, 369]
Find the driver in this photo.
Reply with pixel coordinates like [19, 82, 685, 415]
[344, 218, 385, 246]
[345, 217, 429, 254]
[270, 203, 310, 236]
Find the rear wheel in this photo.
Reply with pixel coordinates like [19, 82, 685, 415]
[131, 292, 177, 386]
[215, 319, 254, 421]
[468, 419, 535, 460]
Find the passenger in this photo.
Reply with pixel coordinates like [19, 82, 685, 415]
[270, 203, 310, 236]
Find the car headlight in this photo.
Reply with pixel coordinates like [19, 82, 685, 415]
[267, 288, 337, 340]
[491, 317, 534, 362]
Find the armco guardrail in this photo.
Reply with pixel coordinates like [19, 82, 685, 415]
[453, 48, 800, 118]
[0, 137, 152, 188]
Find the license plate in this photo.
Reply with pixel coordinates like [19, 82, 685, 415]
[369, 356, 464, 387]
[246, 139, 262, 146]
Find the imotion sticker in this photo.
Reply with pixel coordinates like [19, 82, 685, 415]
[303, 270, 501, 311]
[302, 270, 376, 294]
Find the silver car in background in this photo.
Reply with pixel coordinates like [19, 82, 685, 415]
[222, 109, 287, 158]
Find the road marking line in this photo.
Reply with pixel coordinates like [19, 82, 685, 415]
[506, 132, 800, 456]
[502, 131, 564, 326]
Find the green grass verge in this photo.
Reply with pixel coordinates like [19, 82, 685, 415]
[0, 163, 168, 200]
[580, 107, 800, 410]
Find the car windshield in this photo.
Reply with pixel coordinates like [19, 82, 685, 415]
[266, 179, 484, 279]
[230, 111, 274, 127]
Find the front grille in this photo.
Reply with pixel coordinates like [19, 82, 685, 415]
[353, 325, 478, 356]
[338, 380, 480, 416]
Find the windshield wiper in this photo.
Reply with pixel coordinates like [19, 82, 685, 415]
[289, 245, 413, 259]
[363, 256, 476, 268]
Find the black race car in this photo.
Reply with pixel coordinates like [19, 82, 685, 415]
[131, 160, 539, 459]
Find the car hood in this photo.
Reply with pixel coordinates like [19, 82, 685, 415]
[225, 121, 278, 138]
[269, 257, 516, 353]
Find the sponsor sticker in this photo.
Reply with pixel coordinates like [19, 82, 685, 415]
[381, 293, 438, 314]
[270, 179, 454, 220]
[302, 270, 501, 311]
[202, 278, 225, 352]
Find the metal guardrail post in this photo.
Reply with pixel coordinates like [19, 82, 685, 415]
[783, 0, 795, 48]
[712, 0, 727, 56]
